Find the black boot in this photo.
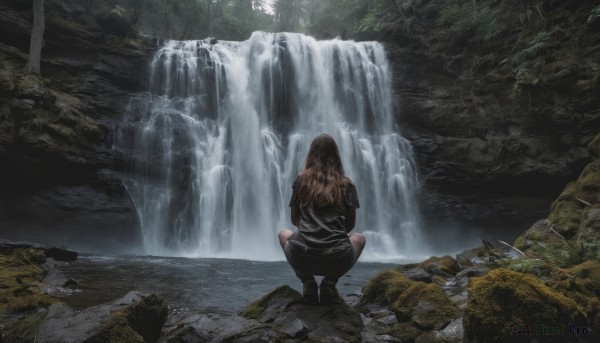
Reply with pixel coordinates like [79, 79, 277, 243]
[302, 279, 319, 304]
[319, 279, 343, 305]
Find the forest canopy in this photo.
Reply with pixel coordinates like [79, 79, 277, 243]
[101, 0, 396, 40]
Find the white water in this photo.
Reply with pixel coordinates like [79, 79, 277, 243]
[115, 32, 424, 261]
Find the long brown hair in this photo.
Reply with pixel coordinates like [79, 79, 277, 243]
[293, 134, 350, 207]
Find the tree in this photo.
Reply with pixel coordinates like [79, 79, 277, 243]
[26, 0, 45, 75]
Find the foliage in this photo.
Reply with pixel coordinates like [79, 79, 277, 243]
[109, 5, 127, 17]
[357, 0, 396, 32]
[437, 0, 504, 41]
[308, 0, 369, 38]
[107, 0, 276, 40]
[517, 30, 554, 60]
[588, 5, 600, 25]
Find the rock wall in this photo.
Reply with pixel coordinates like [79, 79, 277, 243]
[376, 0, 600, 242]
[0, 0, 150, 253]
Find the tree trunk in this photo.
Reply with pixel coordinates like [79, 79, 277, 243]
[26, 0, 45, 75]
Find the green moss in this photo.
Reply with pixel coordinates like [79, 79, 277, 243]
[589, 132, 600, 160]
[465, 268, 581, 342]
[391, 282, 459, 324]
[580, 162, 600, 192]
[0, 249, 55, 314]
[500, 258, 555, 278]
[242, 285, 300, 319]
[88, 311, 144, 343]
[548, 198, 584, 238]
[86, 294, 167, 343]
[514, 235, 526, 250]
[360, 269, 459, 333]
[546, 260, 600, 333]
[418, 255, 460, 276]
[360, 269, 414, 306]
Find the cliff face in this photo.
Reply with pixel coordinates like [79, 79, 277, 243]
[0, 0, 149, 252]
[375, 0, 600, 241]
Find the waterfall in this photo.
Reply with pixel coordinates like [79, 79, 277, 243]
[114, 32, 423, 260]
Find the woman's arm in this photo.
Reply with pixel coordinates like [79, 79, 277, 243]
[345, 207, 356, 232]
[291, 205, 300, 227]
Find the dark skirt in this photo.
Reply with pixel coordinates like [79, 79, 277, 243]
[284, 232, 355, 278]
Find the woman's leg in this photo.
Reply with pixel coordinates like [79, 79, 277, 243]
[349, 233, 366, 263]
[278, 229, 294, 249]
[320, 233, 367, 304]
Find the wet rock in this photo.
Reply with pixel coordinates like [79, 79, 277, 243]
[403, 267, 432, 283]
[0, 240, 77, 262]
[160, 311, 282, 343]
[456, 267, 488, 278]
[43, 247, 77, 262]
[42, 268, 77, 288]
[280, 318, 308, 338]
[3, 291, 168, 343]
[242, 285, 364, 341]
[435, 318, 464, 342]
[455, 247, 489, 267]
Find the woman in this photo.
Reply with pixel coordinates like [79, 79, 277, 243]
[278, 134, 366, 305]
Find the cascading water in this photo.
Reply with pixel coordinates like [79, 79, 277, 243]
[114, 32, 423, 260]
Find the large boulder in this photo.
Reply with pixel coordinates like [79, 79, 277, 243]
[3, 291, 168, 343]
[160, 312, 282, 342]
[464, 268, 586, 342]
[242, 285, 364, 341]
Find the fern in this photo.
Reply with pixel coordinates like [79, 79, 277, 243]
[109, 5, 127, 18]
[588, 5, 600, 25]
[517, 30, 554, 60]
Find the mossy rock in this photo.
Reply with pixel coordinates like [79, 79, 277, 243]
[87, 294, 168, 343]
[391, 282, 459, 330]
[513, 220, 580, 267]
[241, 285, 301, 320]
[87, 311, 144, 343]
[547, 161, 600, 239]
[546, 260, 600, 334]
[499, 258, 556, 278]
[580, 162, 600, 192]
[590, 132, 600, 160]
[418, 255, 461, 276]
[360, 269, 459, 331]
[464, 268, 583, 342]
[0, 249, 55, 314]
[578, 209, 600, 260]
[360, 269, 414, 306]
[95, 5, 130, 37]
